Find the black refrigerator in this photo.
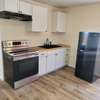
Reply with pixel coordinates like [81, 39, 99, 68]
[75, 32, 100, 83]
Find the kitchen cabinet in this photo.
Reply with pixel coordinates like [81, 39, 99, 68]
[52, 11, 66, 33]
[39, 48, 67, 76]
[55, 48, 67, 69]
[31, 5, 48, 32]
[0, 0, 32, 15]
[19, 0, 32, 15]
[47, 51, 56, 73]
[39, 52, 47, 76]
[66, 48, 70, 65]
[0, 0, 18, 13]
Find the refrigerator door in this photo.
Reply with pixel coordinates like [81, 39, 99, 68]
[86, 33, 100, 51]
[76, 51, 96, 82]
[77, 32, 89, 51]
[78, 32, 100, 51]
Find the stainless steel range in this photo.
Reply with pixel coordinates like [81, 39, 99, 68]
[2, 40, 39, 89]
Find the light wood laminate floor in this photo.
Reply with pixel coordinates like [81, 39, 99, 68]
[0, 67, 100, 100]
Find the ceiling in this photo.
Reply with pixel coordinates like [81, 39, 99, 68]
[32, 0, 100, 7]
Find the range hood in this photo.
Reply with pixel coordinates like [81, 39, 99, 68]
[0, 11, 32, 21]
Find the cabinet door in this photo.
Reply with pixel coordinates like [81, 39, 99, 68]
[5, 0, 18, 13]
[47, 52, 56, 73]
[55, 49, 67, 69]
[32, 5, 48, 32]
[57, 12, 66, 32]
[75, 51, 95, 82]
[61, 48, 67, 66]
[55, 50, 63, 69]
[52, 12, 66, 32]
[55, 52, 61, 69]
[19, 1, 32, 15]
[39, 53, 47, 76]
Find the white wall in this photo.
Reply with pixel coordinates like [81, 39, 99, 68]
[66, 4, 100, 67]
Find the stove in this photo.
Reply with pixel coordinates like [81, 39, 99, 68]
[2, 40, 39, 88]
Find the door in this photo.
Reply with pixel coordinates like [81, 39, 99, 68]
[32, 5, 48, 32]
[57, 12, 66, 32]
[13, 57, 38, 82]
[75, 51, 96, 82]
[19, 1, 32, 15]
[47, 51, 56, 73]
[55, 50, 62, 69]
[5, 0, 18, 13]
[82, 52, 96, 82]
[55, 49, 66, 69]
[39, 53, 47, 76]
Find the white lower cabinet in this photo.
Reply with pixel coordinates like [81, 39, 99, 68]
[39, 48, 67, 76]
[55, 50, 62, 69]
[55, 48, 67, 70]
[39, 52, 47, 76]
[46, 51, 56, 73]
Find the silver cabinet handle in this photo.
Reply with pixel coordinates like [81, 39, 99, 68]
[18, 11, 22, 14]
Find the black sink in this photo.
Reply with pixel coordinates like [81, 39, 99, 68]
[38, 44, 62, 49]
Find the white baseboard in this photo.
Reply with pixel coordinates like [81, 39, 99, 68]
[68, 64, 75, 68]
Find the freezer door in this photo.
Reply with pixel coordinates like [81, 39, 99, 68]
[78, 32, 100, 52]
[75, 51, 96, 82]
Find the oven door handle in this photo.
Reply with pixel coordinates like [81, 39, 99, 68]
[13, 55, 38, 61]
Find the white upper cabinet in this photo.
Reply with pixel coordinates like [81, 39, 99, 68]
[0, 0, 18, 13]
[0, 0, 32, 15]
[19, 0, 32, 15]
[52, 11, 66, 33]
[32, 5, 48, 32]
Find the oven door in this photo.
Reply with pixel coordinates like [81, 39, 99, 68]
[13, 56, 38, 82]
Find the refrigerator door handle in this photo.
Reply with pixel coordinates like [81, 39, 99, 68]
[80, 50, 84, 52]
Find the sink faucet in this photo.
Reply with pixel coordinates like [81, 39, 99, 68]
[44, 38, 52, 46]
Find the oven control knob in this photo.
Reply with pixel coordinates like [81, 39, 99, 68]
[8, 43, 12, 47]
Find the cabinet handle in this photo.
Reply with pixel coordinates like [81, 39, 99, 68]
[45, 28, 47, 32]
[18, 11, 22, 14]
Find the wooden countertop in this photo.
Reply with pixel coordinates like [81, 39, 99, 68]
[32, 44, 71, 52]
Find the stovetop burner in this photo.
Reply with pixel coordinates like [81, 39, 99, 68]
[10, 49, 33, 54]
[2, 40, 39, 57]
[8, 49, 38, 57]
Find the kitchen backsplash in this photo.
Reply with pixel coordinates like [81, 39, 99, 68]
[0, 18, 67, 46]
